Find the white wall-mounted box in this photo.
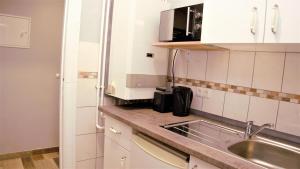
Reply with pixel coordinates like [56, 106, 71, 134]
[0, 14, 31, 48]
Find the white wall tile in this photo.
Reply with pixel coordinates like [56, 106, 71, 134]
[76, 134, 97, 161]
[223, 93, 250, 122]
[76, 158, 96, 169]
[76, 107, 97, 135]
[171, 50, 188, 78]
[190, 86, 203, 111]
[187, 51, 207, 80]
[206, 51, 229, 84]
[277, 102, 300, 136]
[77, 79, 97, 107]
[227, 51, 255, 87]
[282, 53, 300, 95]
[202, 89, 225, 116]
[248, 97, 279, 125]
[252, 52, 285, 91]
[78, 41, 100, 72]
[96, 132, 104, 157]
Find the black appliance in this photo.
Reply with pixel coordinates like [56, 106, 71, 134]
[153, 91, 173, 113]
[172, 86, 193, 117]
[159, 4, 204, 42]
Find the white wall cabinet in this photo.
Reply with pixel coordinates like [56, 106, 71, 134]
[0, 14, 31, 48]
[264, 0, 300, 43]
[189, 156, 220, 169]
[202, 0, 300, 44]
[167, 0, 203, 9]
[202, 0, 266, 43]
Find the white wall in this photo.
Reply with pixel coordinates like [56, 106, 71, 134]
[0, 0, 64, 154]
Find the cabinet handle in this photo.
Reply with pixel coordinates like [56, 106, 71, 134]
[271, 4, 279, 34]
[120, 156, 127, 168]
[109, 127, 121, 135]
[250, 7, 258, 35]
[191, 164, 198, 169]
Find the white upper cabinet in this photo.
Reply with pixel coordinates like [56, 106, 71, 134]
[0, 14, 31, 48]
[201, 0, 266, 43]
[167, 0, 203, 9]
[264, 0, 300, 43]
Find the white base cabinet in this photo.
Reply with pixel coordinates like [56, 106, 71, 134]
[103, 137, 130, 169]
[103, 116, 220, 169]
[189, 156, 220, 169]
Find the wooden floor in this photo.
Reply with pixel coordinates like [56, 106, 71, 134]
[0, 152, 59, 169]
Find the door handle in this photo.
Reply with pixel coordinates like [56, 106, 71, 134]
[250, 7, 258, 35]
[271, 4, 279, 34]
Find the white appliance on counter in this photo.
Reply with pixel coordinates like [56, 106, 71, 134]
[101, 0, 170, 100]
[131, 133, 189, 169]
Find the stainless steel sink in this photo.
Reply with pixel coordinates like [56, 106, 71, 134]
[162, 120, 300, 169]
[228, 139, 300, 169]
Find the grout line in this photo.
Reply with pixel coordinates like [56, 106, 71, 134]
[246, 51, 257, 121]
[76, 157, 97, 163]
[275, 52, 287, 128]
[202, 51, 209, 111]
[222, 50, 231, 117]
[76, 132, 97, 136]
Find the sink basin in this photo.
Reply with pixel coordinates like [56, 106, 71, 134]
[228, 139, 300, 169]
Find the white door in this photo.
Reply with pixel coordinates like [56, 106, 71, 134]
[264, 0, 300, 43]
[201, 0, 266, 43]
[104, 137, 130, 169]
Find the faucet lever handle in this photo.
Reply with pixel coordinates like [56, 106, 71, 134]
[246, 121, 254, 126]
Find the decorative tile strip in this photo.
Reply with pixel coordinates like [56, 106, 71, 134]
[78, 72, 98, 79]
[168, 76, 300, 104]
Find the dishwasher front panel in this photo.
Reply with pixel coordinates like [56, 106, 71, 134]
[130, 134, 189, 169]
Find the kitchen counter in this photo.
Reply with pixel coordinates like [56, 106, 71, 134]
[100, 105, 266, 169]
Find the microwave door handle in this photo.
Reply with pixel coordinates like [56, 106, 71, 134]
[186, 7, 191, 36]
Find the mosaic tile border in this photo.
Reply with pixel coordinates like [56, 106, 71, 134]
[78, 72, 98, 79]
[168, 76, 300, 104]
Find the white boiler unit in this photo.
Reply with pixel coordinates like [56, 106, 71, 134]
[101, 0, 170, 100]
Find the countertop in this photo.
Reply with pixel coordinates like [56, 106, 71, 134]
[100, 105, 266, 169]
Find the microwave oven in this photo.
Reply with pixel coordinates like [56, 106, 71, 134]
[159, 4, 203, 42]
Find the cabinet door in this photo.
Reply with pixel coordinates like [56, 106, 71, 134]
[264, 0, 300, 43]
[104, 137, 130, 169]
[189, 156, 220, 169]
[167, 0, 204, 9]
[201, 0, 266, 43]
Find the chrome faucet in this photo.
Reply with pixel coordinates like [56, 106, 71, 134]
[244, 121, 274, 139]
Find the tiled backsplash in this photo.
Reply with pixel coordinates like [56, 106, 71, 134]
[170, 50, 300, 137]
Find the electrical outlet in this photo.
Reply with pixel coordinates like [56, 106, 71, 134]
[202, 89, 211, 99]
[196, 87, 202, 97]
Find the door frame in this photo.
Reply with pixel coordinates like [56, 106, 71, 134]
[59, 0, 82, 168]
